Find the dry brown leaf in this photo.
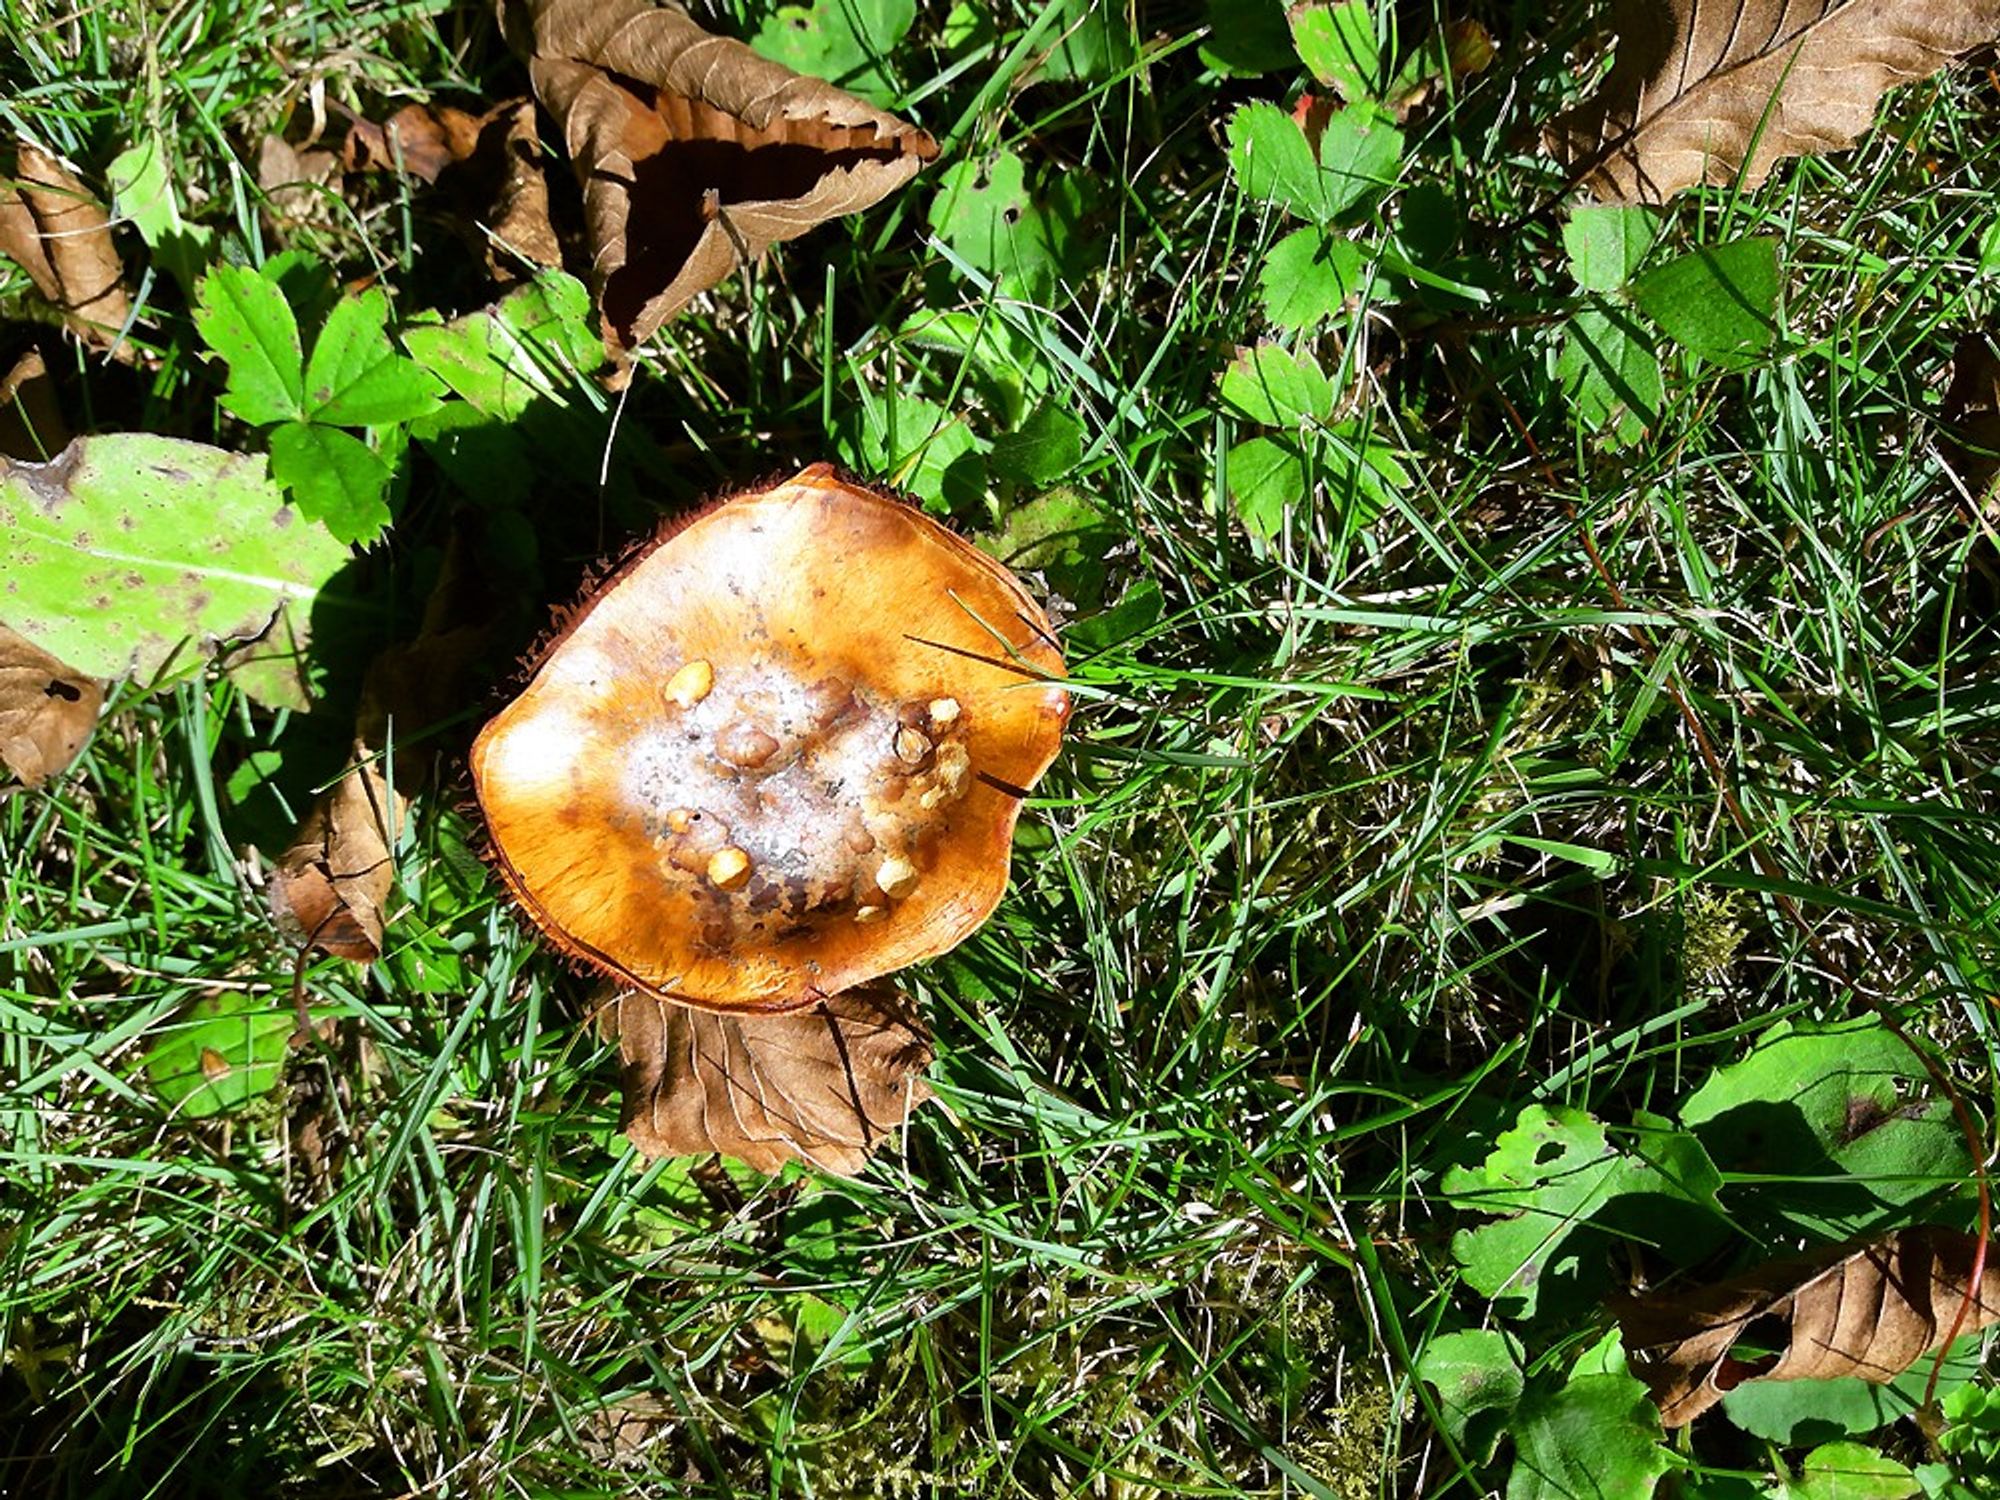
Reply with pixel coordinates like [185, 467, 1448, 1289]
[0, 622, 101, 787]
[343, 100, 560, 279]
[270, 753, 400, 961]
[255, 134, 343, 230]
[498, 0, 937, 355]
[0, 142, 133, 357]
[343, 102, 490, 183]
[610, 985, 934, 1175]
[269, 526, 497, 961]
[1546, 0, 2000, 204]
[0, 345, 67, 461]
[1615, 1225, 2000, 1428]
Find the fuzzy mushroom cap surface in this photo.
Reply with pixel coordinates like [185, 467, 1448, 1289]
[472, 464, 1070, 1013]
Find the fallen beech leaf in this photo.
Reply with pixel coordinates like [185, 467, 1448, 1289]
[344, 100, 560, 279]
[0, 346, 67, 461]
[0, 623, 100, 787]
[0, 142, 134, 356]
[343, 102, 487, 183]
[498, 0, 937, 355]
[270, 754, 399, 961]
[255, 134, 342, 229]
[1545, 0, 2000, 204]
[610, 984, 934, 1174]
[1615, 1225, 2000, 1428]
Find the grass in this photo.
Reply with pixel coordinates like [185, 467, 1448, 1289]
[5, 0, 2000, 1495]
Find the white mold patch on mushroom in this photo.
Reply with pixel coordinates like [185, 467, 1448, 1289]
[485, 708, 587, 792]
[620, 658, 975, 947]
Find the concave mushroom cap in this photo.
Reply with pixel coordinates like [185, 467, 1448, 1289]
[472, 464, 1069, 1013]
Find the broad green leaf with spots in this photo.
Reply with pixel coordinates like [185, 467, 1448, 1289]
[1443, 1105, 1723, 1318]
[0, 434, 347, 680]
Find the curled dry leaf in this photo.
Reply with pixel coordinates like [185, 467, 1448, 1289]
[0, 142, 134, 357]
[255, 134, 342, 231]
[270, 525, 498, 961]
[609, 984, 934, 1174]
[0, 345, 67, 461]
[344, 99, 561, 280]
[0, 623, 101, 787]
[269, 753, 400, 961]
[1546, 0, 2000, 204]
[497, 0, 938, 356]
[1615, 1225, 2000, 1428]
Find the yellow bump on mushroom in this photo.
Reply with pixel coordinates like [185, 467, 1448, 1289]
[665, 806, 697, 834]
[894, 725, 932, 766]
[876, 856, 918, 900]
[667, 659, 714, 709]
[707, 846, 752, 891]
[936, 741, 971, 791]
[929, 697, 961, 726]
[854, 904, 887, 924]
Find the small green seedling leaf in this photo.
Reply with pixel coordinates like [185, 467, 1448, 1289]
[106, 137, 214, 293]
[1290, 0, 1377, 102]
[1416, 1329, 1523, 1453]
[0, 433, 347, 680]
[1562, 204, 1659, 293]
[304, 288, 446, 427]
[142, 991, 299, 1119]
[751, 0, 914, 105]
[195, 264, 306, 424]
[1507, 1371, 1670, 1500]
[1221, 344, 1333, 427]
[1259, 225, 1365, 329]
[1037, 0, 1137, 82]
[1200, 0, 1297, 75]
[1631, 236, 1780, 368]
[1226, 435, 1306, 535]
[1770, 1442, 1920, 1500]
[1227, 101, 1402, 223]
[928, 150, 1062, 296]
[403, 271, 600, 421]
[1558, 307, 1663, 449]
[990, 402, 1084, 487]
[269, 422, 393, 545]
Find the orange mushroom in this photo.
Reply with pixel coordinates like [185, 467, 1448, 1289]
[471, 463, 1069, 1013]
